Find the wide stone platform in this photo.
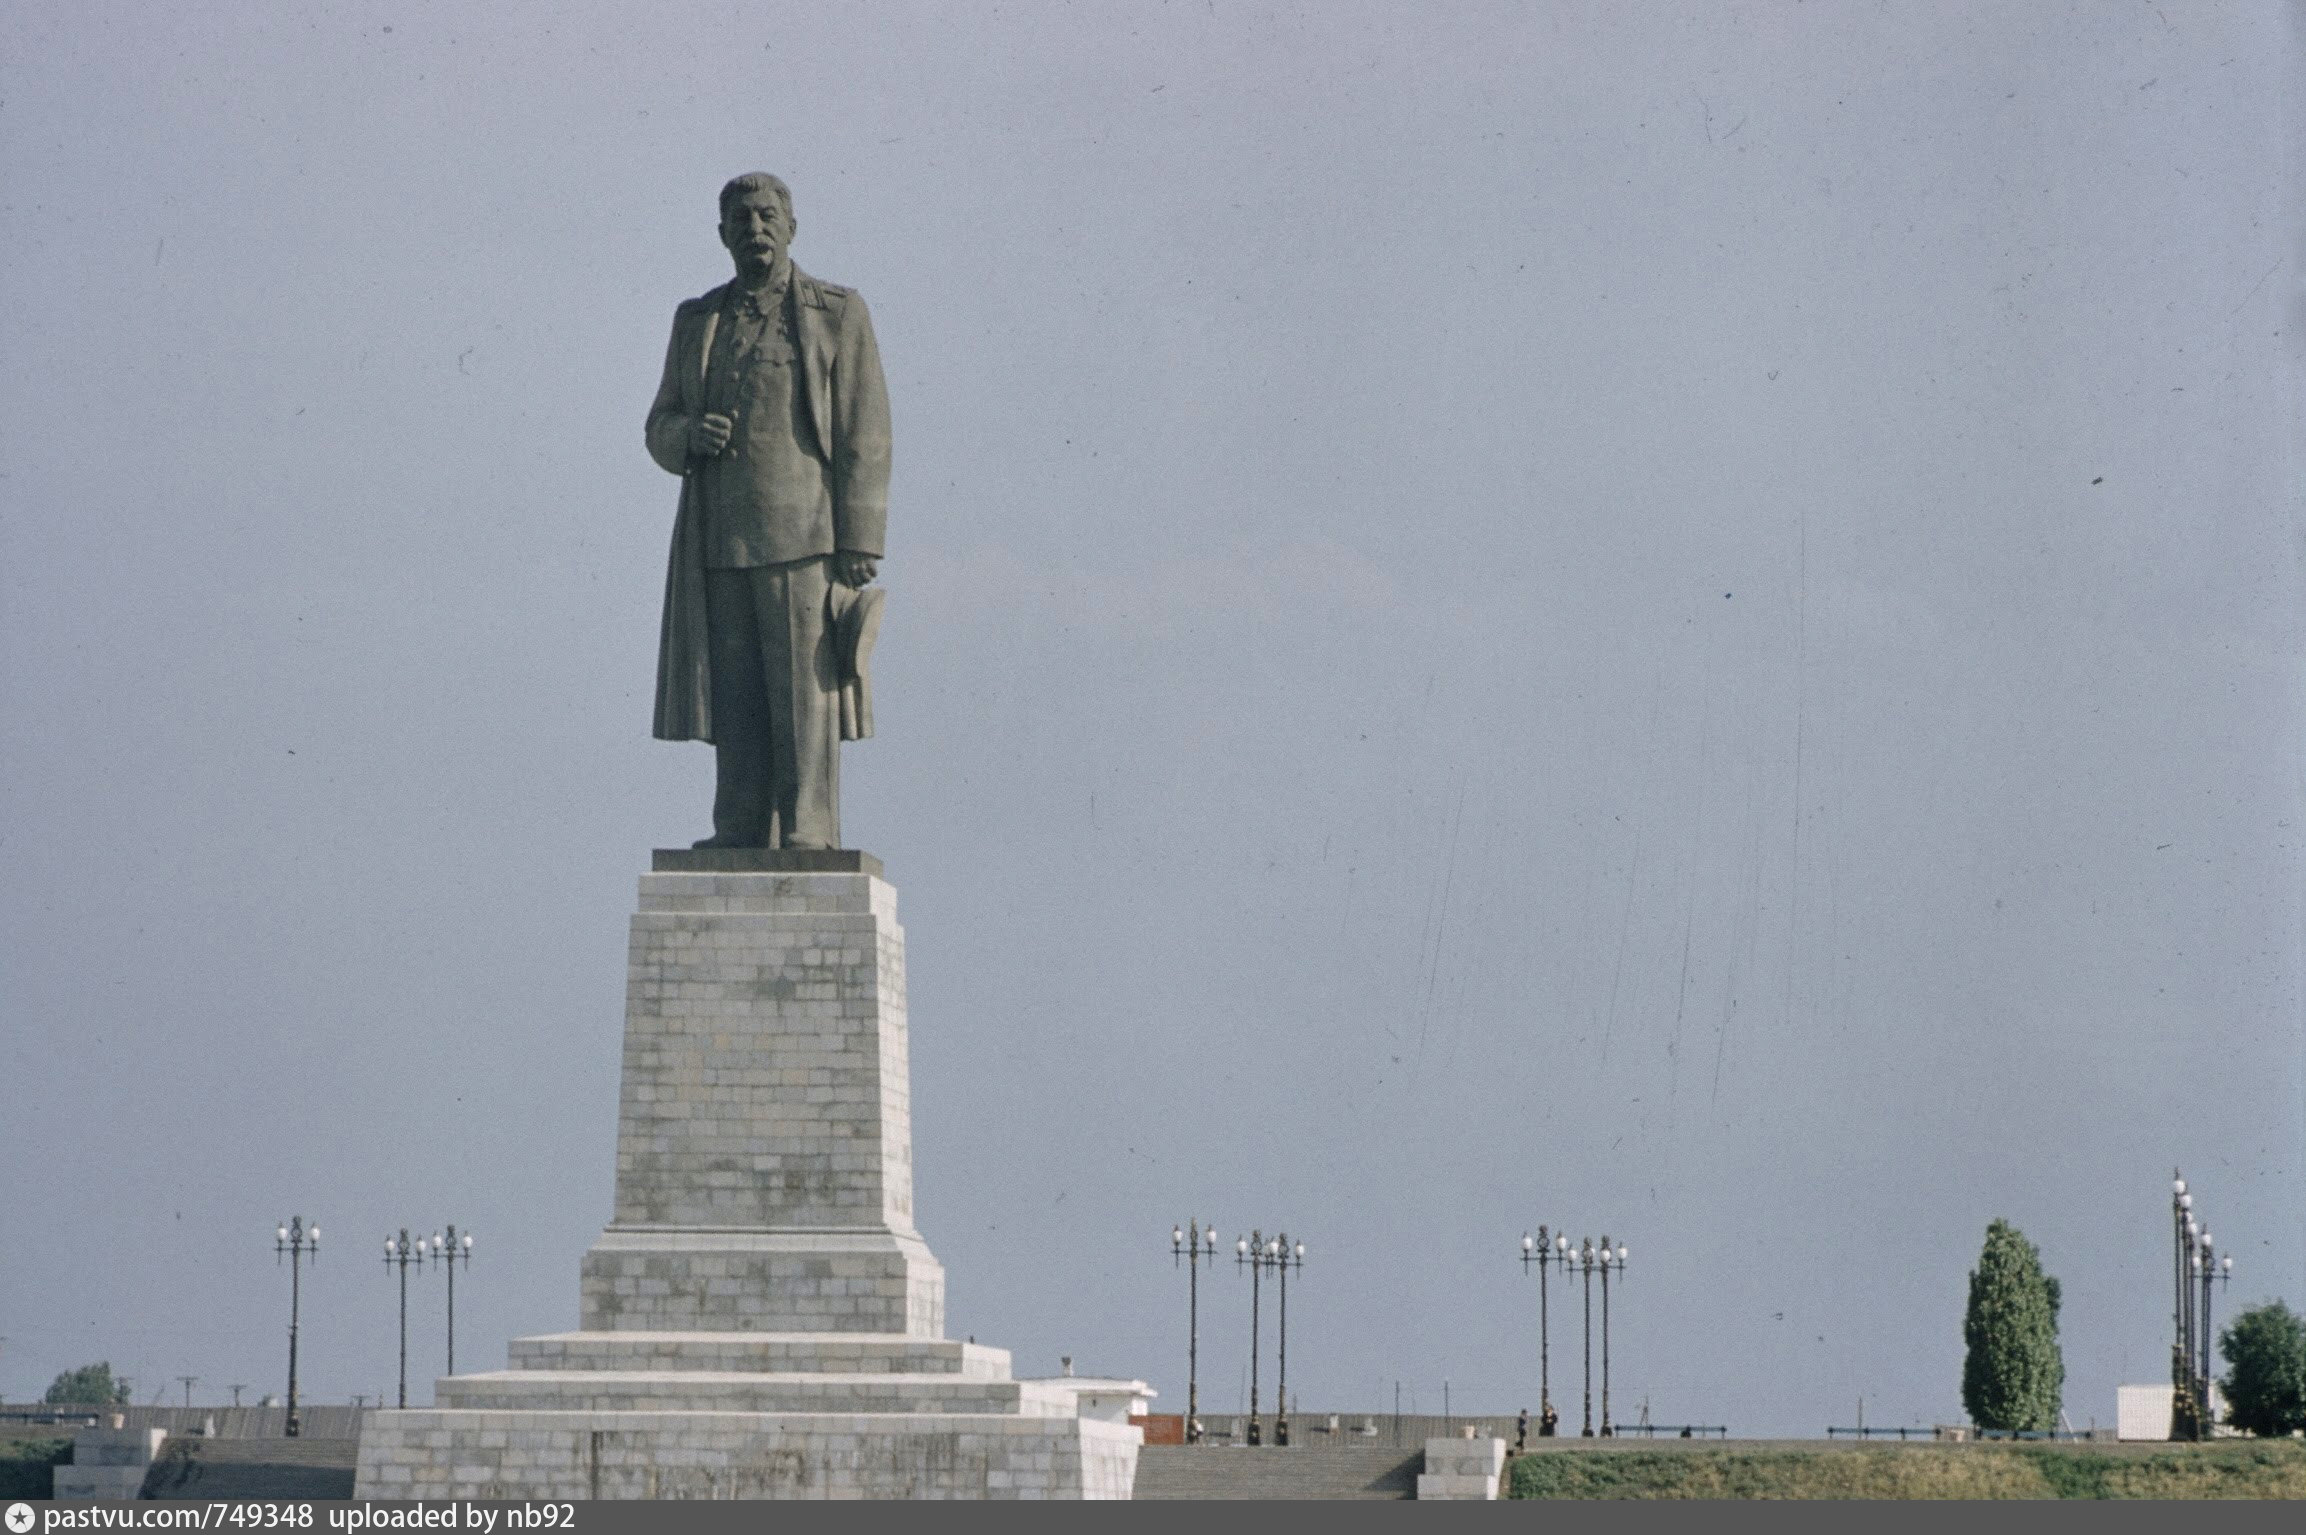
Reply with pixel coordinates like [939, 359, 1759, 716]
[354, 856, 1137, 1500]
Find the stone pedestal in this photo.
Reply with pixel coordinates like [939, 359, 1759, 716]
[53, 1426, 167, 1500]
[355, 853, 1137, 1500]
[1417, 1436, 1506, 1499]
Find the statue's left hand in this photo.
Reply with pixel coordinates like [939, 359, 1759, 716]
[832, 551, 879, 588]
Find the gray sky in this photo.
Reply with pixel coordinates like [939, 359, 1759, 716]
[2, 1, 2298, 1437]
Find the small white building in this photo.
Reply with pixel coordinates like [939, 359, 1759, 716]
[2116, 1383, 2226, 1441]
[1016, 1373, 1157, 1425]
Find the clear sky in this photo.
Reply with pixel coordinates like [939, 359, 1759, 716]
[2, 1, 2298, 1438]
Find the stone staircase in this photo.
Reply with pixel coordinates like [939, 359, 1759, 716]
[141, 1437, 359, 1500]
[1132, 1446, 1421, 1500]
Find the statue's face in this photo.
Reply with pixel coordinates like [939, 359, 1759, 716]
[720, 188, 793, 278]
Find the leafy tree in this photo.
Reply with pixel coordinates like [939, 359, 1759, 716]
[43, 1362, 130, 1406]
[1961, 1219, 2065, 1432]
[2218, 1300, 2306, 1437]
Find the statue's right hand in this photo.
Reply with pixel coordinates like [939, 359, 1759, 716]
[690, 414, 733, 457]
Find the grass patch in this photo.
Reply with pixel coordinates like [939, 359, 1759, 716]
[1507, 1441, 2306, 1500]
[0, 1437, 72, 1501]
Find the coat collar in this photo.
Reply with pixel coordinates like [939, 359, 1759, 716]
[692, 264, 830, 314]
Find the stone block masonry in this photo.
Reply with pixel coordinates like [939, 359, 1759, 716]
[358, 1412, 1140, 1500]
[578, 868, 944, 1336]
[354, 857, 1137, 1499]
[1417, 1436, 1506, 1499]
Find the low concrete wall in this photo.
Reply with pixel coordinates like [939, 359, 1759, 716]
[52, 1427, 167, 1500]
[1419, 1436, 1505, 1500]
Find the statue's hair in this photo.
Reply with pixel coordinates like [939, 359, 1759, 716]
[719, 173, 793, 222]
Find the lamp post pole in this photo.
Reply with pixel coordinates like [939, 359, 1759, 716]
[1576, 1237, 1597, 1437]
[2170, 1174, 2191, 1440]
[1171, 1219, 1217, 1444]
[1596, 1237, 1628, 1436]
[2198, 1235, 2230, 1433]
[432, 1227, 475, 1375]
[1520, 1226, 1566, 1435]
[382, 1230, 427, 1408]
[1272, 1236, 1305, 1447]
[1236, 1230, 1267, 1446]
[274, 1216, 320, 1438]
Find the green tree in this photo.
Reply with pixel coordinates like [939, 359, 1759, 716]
[2219, 1300, 2306, 1437]
[1961, 1219, 2065, 1432]
[43, 1362, 130, 1406]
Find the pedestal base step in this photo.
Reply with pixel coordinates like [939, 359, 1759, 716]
[437, 1370, 1075, 1416]
[506, 1331, 1011, 1379]
[354, 1410, 1139, 1500]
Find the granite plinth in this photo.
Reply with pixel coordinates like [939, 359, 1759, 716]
[585, 867, 939, 1334]
[579, 1229, 943, 1337]
[354, 861, 1137, 1500]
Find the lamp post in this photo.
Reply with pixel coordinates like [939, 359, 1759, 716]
[1270, 1236, 1305, 1446]
[1574, 1236, 1599, 1436]
[2168, 1170, 2236, 1440]
[431, 1227, 475, 1375]
[273, 1215, 320, 1438]
[2169, 1175, 2191, 1439]
[383, 1229, 426, 1408]
[1235, 1230, 1270, 1446]
[1171, 1220, 1218, 1444]
[1596, 1237, 1628, 1436]
[1520, 1226, 1568, 1435]
[2197, 1234, 2230, 1433]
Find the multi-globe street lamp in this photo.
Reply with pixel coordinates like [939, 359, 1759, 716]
[1234, 1230, 1281, 1446]
[273, 1215, 320, 1438]
[1596, 1236, 1628, 1436]
[1571, 1237, 1599, 1435]
[382, 1229, 427, 1408]
[1268, 1236, 1305, 1446]
[1564, 1234, 1627, 1437]
[431, 1227, 475, 1375]
[2193, 1234, 2231, 1436]
[2172, 1174, 2195, 1437]
[1170, 1219, 1219, 1444]
[2169, 1170, 2236, 1440]
[1519, 1226, 1568, 1436]
[1229, 1230, 1307, 1447]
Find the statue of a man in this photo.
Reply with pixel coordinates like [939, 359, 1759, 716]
[645, 173, 891, 850]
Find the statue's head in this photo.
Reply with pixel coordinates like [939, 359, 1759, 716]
[718, 173, 795, 279]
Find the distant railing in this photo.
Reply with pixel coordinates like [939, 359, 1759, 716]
[1964, 1427, 2100, 1442]
[0, 1405, 366, 1439]
[1826, 1425, 2101, 1442]
[1604, 1424, 1728, 1439]
[0, 1408, 102, 1428]
[1825, 1426, 1935, 1441]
